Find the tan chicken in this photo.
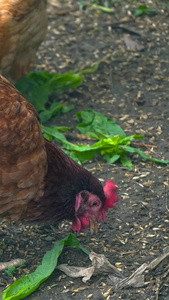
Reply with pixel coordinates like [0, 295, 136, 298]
[0, 0, 47, 83]
[0, 75, 119, 233]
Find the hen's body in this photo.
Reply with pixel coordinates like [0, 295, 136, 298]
[0, 76, 47, 220]
[0, 0, 47, 83]
[0, 75, 118, 232]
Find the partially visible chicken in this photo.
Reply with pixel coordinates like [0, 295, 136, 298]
[0, 0, 47, 83]
[0, 75, 118, 233]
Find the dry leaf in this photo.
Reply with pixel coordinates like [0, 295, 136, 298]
[57, 247, 169, 288]
[57, 251, 123, 283]
[124, 34, 144, 51]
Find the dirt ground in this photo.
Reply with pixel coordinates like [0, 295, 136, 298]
[1, 0, 169, 299]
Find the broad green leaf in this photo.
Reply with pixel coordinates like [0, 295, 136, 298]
[39, 103, 74, 124]
[54, 126, 71, 132]
[43, 133, 53, 141]
[62, 105, 75, 114]
[41, 125, 68, 143]
[3, 234, 89, 300]
[103, 153, 120, 164]
[5, 267, 16, 278]
[135, 5, 157, 17]
[40, 107, 169, 169]
[15, 71, 82, 122]
[59, 136, 143, 163]
[39, 102, 64, 123]
[15, 78, 48, 111]
[77, 109, 126, 139]
[120, 155, 133, 171]
[63, 150, 82, 164]
[27, 71, 84, 94]
[42, 122, 145, 165]
[70, 148, 100, 162]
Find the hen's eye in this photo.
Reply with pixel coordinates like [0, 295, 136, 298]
[90, 200, 99, 207]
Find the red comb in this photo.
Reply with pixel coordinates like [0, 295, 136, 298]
[103, 180, 119, 211]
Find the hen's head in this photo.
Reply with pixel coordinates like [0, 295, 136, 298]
[72, 180, 119, 233]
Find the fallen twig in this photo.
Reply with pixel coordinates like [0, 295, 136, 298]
[131, 142, 157, 148]
[0, 259, 25, 271]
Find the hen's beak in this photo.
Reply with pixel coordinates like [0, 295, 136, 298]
[90, 217, 99, 234]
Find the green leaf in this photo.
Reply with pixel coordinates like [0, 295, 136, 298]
[5, 267, 16, 278]
[39, 102, 74, 124]
[103, 153, 120, 164]
[42, 119, 145, 166]
[15, 77, 49, 111]
[77, 109, 126, 139]
[62, 105, 75, 114]
[41, 125, 68, 143]
[3, 234, 89, 300]
[43, 133, 53, 141]
[41, 107, 169, 169]
[120, 155, 133, 171]
[63, 150, 82, 164]
[15, 71, 82, 122]
[122, 146, 169, 165]
[39, 102, 63, 123]
[135, 5, 158, 17]
[27, 71, 84, 94]
[59, 136, 143, 163]
[54, 126, 71, 132]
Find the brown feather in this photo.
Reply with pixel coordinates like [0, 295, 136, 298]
[0, 0, 47, 82]
[0, 75, 47, 220]
[0, 75, 111, 233]
[0, 3, 119, 232]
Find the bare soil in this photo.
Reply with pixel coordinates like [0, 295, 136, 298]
[1, 1, 169, 299]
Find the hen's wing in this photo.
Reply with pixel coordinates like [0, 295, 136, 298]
[0, 0, 47, 82]
[0, 75, 47, 220]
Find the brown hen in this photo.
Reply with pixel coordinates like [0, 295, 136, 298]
[0, 0, 47, 83]
[0, 75, 118, 233]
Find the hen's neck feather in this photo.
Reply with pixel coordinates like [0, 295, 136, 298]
[24, 139, 105, 223]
